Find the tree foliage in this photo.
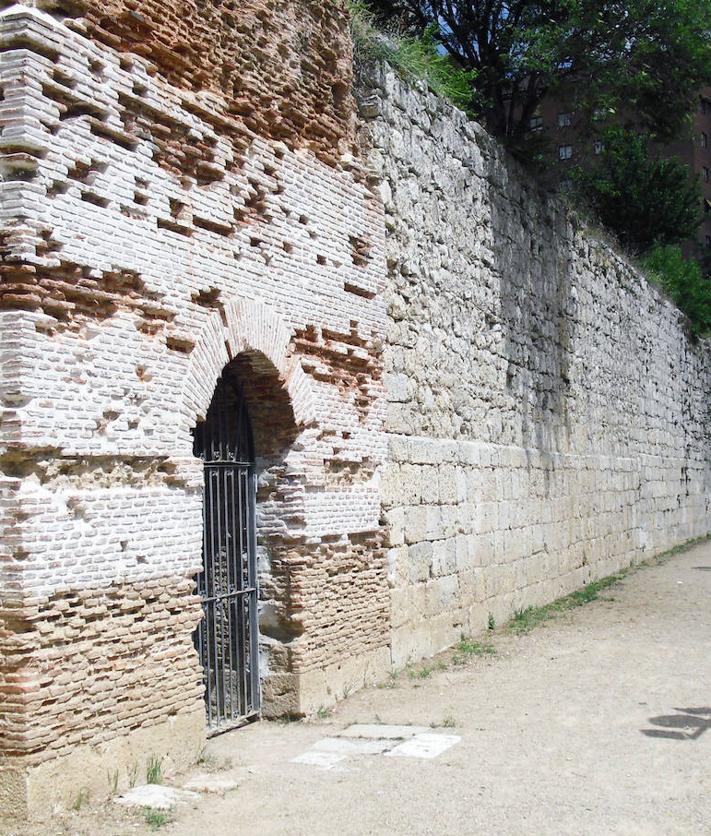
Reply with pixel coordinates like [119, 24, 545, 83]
[642, 244, 711, 338]
[572, 128, 702, 253]
[368, 0, 711, 149]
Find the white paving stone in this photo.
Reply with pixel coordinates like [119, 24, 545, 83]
[115, 785, 200, 810]
[312, 736, 394, 755]
[290, 751, 348, 769]
[183, 773, 239, 793]
[385, 733, 461, 760]
[339, 724, 430, 740]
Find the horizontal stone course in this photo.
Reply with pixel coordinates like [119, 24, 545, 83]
[0, 5, 709, 823]
[359, 64, 710, 665]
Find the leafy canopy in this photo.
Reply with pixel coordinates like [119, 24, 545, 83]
[643, 244, 711, 338]
[572, 128, 702, 253]
[368, 0, 711, 148]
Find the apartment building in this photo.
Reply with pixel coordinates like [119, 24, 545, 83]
[530, 88, 711, 254]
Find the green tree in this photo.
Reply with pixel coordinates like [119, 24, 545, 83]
[368, 0, 711, 150]
[643, 244, 711, 337]
[573, 128, 702, 253]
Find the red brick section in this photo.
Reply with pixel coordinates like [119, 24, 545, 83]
[295, 323, 383, 420]
[63, 0, 355, 168]
[0, 577, 203, 764]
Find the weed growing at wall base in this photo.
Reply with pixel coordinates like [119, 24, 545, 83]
[144, 808, 172, 831]
[196, 751, 233, 773]
[71, 788, 90, 811]
[146, 756, 162, 785]
[508, 534, 711, 635]
[510, 573, 624, 634]
[406, 659, 448, 679]
[452, 638, 496, 665]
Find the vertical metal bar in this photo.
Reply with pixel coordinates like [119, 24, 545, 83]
[225, 467, 239, 720]
[224, 465, 234, 722]
[245, 469, 252, 715]
[196, 467, 207, 719]
[211, 466, 223, 725]
[248, 467, 260, 713]
[240, 467, 252, 714]
[234, 466, 244, 717]
[224, 466, 233, 722]
[216, 466, 224, 724]
[207, 467, 219, 726]
[203, 470, 213, 728]
[228, 467, 239, 720]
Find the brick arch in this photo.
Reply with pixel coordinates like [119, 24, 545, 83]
[181, 299, 318, 718]
[180, 298, 316, 443]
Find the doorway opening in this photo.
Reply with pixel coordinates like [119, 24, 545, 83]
[193, 371, 260, 732]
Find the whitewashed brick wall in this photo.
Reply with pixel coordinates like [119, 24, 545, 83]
[0, 7, 390, 811]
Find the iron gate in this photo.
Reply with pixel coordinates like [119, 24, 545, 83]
[193, 374, 260, 732]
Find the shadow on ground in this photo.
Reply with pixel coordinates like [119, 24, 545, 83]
[641, 707, 711, 740]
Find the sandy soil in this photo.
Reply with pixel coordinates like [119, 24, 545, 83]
[9, 539, 711, 836]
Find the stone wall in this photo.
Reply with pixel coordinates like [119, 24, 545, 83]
[1, 2, 709, 822]
[358, 65, 711, 665]
[0, 2, 389, 818]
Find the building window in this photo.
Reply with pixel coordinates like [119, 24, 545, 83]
[702, 132, 708, 149]
[560, 178, 573, 192]
[706, 235, 711, 249]
[592, 108, 607, 122]
[704, 166, 710, 183]
[528, 115, 543, 132]
[593, 140, 604, 155]
[701, 98, 711, 115]
[558, 112, 572, 128]
[705, 199, 711, 215]
[558, 144, 573, 161]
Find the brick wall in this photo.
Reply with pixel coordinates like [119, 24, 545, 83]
[0, 2, 389, 817]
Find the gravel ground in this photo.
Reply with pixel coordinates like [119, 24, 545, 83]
[12, 539, 711, 836]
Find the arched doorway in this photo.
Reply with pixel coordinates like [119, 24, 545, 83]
[192, 371, 260, 732]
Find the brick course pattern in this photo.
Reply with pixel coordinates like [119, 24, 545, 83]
[0, 2, 709, 823]
[0, 2, 389, 818]
[359, 65, 710, 664]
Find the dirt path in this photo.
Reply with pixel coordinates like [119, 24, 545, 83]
[20, 540, 711, 836]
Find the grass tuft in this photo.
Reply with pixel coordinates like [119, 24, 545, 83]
[509, 574, 625, 634]
[144, 807, 172, 831]
[507, 534, 711, 635]
[377, 672, 400, 689]
[406, 659, 448, 680]
[146, 756, 162, 785]
[431, 715, 457, 729]
[348, 1, 476, 112]
[197, 751, 233, 773]
[452, 637, 496, 665]
[107, 768, 119, 794]
[71, 788, 90, 812]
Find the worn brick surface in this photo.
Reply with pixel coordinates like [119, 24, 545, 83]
[0, 3, 709, 822]
[0, 2, 388, 806]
